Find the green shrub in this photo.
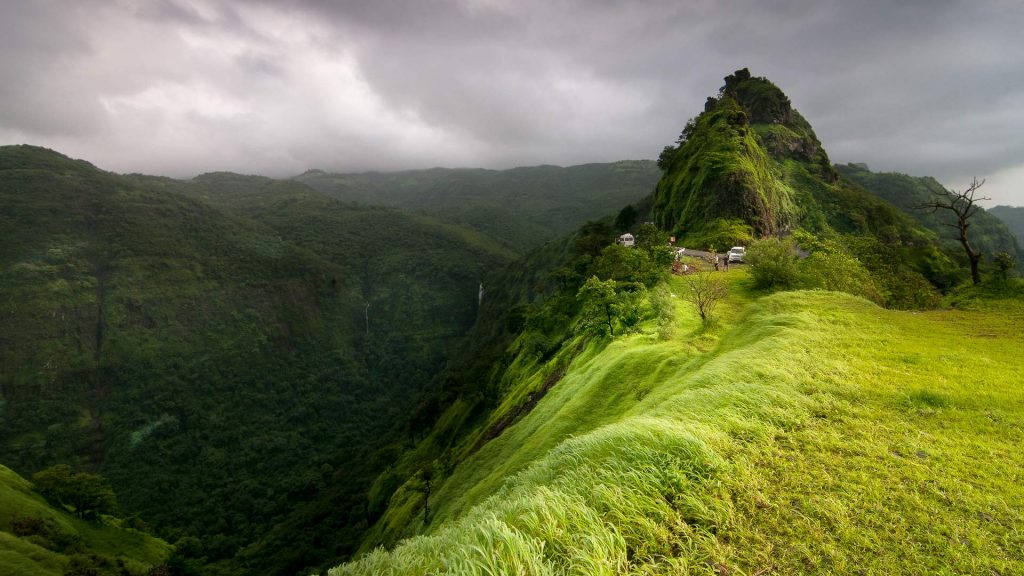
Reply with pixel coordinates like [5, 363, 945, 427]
[798, 241, 884, 304]
[746, 237, 800, 290]
[990, 252, 1017, 285]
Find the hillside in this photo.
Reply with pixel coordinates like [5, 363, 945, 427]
[990, 205, 1024, 248]
[334, 70, 1023, 574]
[650, 70, 971, 305]
[836, 164, 1023, 264]
[0, 145, 513, 574]
[336, 271, 1024, 574]
[294, 161, 660, 252]
[0, 464, 171, 576]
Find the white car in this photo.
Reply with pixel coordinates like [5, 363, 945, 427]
[727, 246, 746, 263]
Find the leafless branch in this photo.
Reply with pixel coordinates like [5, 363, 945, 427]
[915, 177, 989, 284]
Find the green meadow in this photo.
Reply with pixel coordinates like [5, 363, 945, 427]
[336, 270, 1024, 575]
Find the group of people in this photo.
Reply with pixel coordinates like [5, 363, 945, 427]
[711, 251, 730, 272]
[671, 248, 730, 275]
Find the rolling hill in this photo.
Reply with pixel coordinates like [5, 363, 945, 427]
[294, 161, 660, 253]
[0, 463, 171, 576]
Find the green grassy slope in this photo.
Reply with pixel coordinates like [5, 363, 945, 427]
[294, 161, 660, 252]
[0, 465, 170, 576]
[336, 271, 1024, 574]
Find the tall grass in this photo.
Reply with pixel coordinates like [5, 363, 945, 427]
[335, 284, 1024, 575]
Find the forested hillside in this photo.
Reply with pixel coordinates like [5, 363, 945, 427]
[0, 145, 514, 575]
[990, 204, 1024, 247]
[295, 161, 659, 252]
[836, 164, 1023, 265]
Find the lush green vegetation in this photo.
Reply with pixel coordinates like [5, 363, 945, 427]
[650, 69, 973, 306]
[837, 164, 1023, 267]
[0, 145, 519, 575]
[335, 268, 1024, 574]
[295, 161, 660, 253]
[0, 145, 676, 575]
[5, 64, 1022, 574]
[0, 464, 170, 576]
[333, 70, 1022, 574]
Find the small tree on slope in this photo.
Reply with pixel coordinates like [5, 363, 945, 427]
[684, 270, 727, 323]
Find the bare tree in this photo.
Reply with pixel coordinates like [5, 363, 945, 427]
[683, 270, 727, 323]
[919, 177, 990, 285]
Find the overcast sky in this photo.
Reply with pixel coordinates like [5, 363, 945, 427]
[1, 0, 1022, 205]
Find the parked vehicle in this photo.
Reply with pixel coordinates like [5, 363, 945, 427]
[727, 246, 746, 263]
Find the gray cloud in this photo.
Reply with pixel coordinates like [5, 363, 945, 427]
[1, 0, 1022, 205]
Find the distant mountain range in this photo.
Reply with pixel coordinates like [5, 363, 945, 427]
[295, 160, 661, 253]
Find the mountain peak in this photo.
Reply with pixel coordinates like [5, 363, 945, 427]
[720, 67, 793, 125]
[651, 69, 842, 242]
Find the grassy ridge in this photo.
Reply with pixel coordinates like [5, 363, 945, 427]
[336, 272, 1024, 574]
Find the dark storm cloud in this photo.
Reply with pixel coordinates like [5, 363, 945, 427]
[1, 0, 1022, 204]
